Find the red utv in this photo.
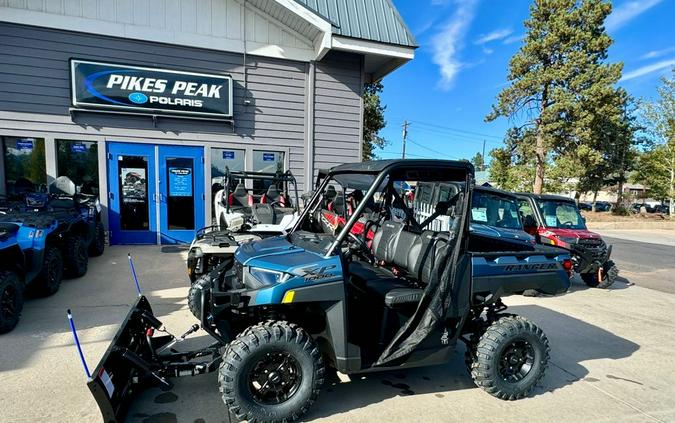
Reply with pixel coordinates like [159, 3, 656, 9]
[516, 194, 618, 288]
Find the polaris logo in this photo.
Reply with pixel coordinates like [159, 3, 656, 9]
[503, 263, 557, 272]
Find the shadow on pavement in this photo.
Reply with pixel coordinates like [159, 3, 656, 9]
[124, 304, 640, 423]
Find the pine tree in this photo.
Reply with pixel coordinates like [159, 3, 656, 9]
[486, 0, 622, 194]
[470, 152, 485, 171]
[362, 82, 388, 161]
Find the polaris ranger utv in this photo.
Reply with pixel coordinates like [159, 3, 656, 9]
[186, 170, 300, 282]
[516, 193, 618, 288]
[83, 160, 570, 423]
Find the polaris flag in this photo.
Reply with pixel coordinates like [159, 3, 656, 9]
[70, 60, 233, 118]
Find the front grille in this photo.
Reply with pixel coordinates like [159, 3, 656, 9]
[573, 238, 607, 263]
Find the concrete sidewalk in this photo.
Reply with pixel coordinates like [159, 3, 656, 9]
[1, 246, 674, 423]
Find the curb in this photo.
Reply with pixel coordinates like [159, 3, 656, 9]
[587, 221, 675, 230]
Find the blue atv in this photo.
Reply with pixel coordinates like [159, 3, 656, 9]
[84, 160, 571, 423]
[0, 177, 105, 333]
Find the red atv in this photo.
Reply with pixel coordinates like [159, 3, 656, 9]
[516, 194, 619, 289]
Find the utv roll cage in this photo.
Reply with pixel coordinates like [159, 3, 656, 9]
[218, 169, 299, 213]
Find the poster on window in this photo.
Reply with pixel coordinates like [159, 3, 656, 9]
[169, 167, 193, 197]
[121, 168, 147, 203]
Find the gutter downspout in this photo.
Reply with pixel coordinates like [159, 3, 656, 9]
[305, 61, 316, 191]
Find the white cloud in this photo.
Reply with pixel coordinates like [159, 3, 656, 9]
[430, 0, 478, 89]
[482, 47, 494, 55]
[475, 28, 513, 45]
[502, 34, 524, 45]
[605, 0, 662, 32]
[640, 46, 675, 60]
[620, 59, 675, 82]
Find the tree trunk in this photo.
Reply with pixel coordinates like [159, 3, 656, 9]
[592, 191, 598, 212]
[616, 180, 625, 210]
[533, 129, 545, 194]
[670, 156, 674, 217]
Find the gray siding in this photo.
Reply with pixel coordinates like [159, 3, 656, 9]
[0, 22, 310, 187]
[313, 51, 363, 174]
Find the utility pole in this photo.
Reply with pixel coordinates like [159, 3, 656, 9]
[402, 120, 409, 159]
[481, 139, 486, 171]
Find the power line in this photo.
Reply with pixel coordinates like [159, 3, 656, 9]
[410, 126, 503, 145]
[406, 138, 463, 160]
[404, 119, 503, 140]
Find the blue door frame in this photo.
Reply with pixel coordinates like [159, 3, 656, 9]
[107, 142, 157, 245]
[107, 142, 204, 245]
[158, 145, 205, 244]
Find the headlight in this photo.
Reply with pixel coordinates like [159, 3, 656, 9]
[247, 267, 292, 288]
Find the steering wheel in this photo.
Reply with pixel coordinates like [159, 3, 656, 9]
[561, 221, 573, 227]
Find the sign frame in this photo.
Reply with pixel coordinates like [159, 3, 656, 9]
[70, 59, 234, 119]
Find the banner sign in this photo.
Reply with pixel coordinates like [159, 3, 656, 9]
[16, 139, 34, 151]
[222, 151, 235, 159]
[168, 167, 193, 197]
[70, 143, 87, 153]
[70, 60, 233, 118]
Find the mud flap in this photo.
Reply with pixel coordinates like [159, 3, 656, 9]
[86, 296, 172, 423]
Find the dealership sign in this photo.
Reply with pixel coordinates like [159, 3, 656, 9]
[70, 60, 233, 118]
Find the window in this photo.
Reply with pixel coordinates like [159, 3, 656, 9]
[518, 200, 536, 227]
[471, 190, 522, 230]
[57, 140, 99, 195]
[211, 148, 244, 209]
[2, 137, 46, 196]
[536, 200, 586, 229]
[252, 151, 285, 194]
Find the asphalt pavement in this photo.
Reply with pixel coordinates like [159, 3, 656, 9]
[597, 229, 675, 294]
[2, 245, 675, 423]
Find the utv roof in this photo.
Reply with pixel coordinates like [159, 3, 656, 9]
[516, 193, 576, 202]
[224, 170, 296, 181]
[475, 185, 520, 199]
[329, 159, 474, 174]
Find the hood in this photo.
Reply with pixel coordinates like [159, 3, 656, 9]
[470, 223, 535, 245]
[542, 227, 602, 241]
[235, 236, 298, 264]
[235, 235, 329, 274]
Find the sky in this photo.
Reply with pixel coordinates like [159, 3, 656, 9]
[376, 0, 675, 162]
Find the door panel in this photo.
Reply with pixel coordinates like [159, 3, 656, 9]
[158, 146, 204, 244]
[107, 143, 157, 245]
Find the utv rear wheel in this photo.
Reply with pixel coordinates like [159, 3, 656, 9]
[65, 236, 88, 278]
[470, 316, 549, 400]
[219, 321, 325, 423]
[88, 221, 105, 257]
[32, 246, 63, 297]
[581, 261, 618, 289]
[0, 271, 23, 334]
[187, 274, 211, 319]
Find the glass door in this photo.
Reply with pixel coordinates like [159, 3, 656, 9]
[158, 146, 204, 244]
[107, 143, 157, 244]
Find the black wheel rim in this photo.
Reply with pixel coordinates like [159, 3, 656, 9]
[248, 350, 302, 405]
[1, 285, 17, 320]
[499, 339, 535, 383]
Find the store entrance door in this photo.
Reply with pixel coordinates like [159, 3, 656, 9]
[107, 142, 204, 245]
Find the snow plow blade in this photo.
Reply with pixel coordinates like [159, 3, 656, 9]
[86, 296, 171, 423]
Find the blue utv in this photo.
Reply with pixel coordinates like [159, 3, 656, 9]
[84, 160, 571, 423]
[0, 177, 104, 333]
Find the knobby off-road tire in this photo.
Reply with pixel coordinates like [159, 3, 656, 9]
[581, 260, 619, 289]
[0, 271, 23, 334]
[88, 221, 106, 257]
[64, 236, 88, 278]
[470, 316, 550, 400]
[219, 321, 325, 423]
[187, 273, 212, 319]
[31, 246, 64, 297]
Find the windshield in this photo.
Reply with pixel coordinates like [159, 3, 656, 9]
[536, 200, 586, 229]
[471, 190, 522, 229]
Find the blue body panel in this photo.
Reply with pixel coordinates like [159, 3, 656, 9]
[235, 236, 343, 306]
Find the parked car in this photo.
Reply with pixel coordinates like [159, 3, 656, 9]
[84, 159, 571, 423]
[592, 201, 612, 212]
[516, 193, 618, 289]
[577, 202, 592, 211]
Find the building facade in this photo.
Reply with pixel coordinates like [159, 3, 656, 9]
[0, 0, 415, 244]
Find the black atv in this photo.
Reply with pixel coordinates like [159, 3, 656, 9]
[81, 160, 570, 422]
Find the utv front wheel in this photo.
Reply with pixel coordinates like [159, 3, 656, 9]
[470, 316, 549, 400]
[187, 274, 211, 319]
[581, 261, 618, 289]
[88, 221, 106, 257]
[65, 236, 88, 278]
[219, 321, 325, 423]
[0, 271, 23, 334]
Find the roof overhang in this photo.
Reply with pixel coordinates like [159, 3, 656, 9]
[254, 0, 414, 80]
